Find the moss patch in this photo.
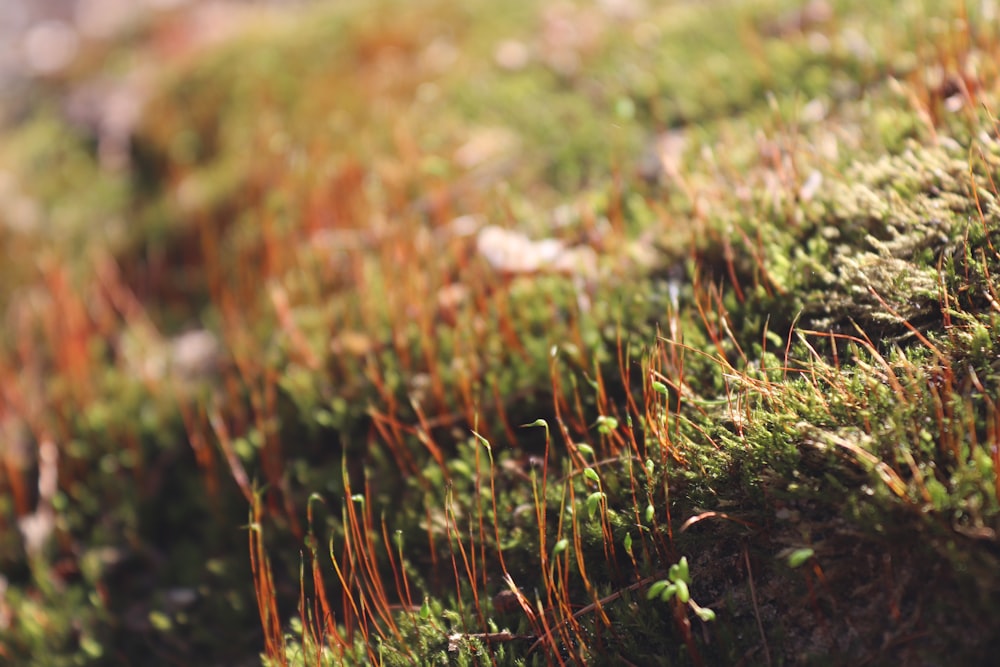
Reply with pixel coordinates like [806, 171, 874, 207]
[2, 0, 1000, 665]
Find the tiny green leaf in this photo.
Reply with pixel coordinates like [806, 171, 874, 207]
[623, 532, 633, 555]
[660, 583, 678, 602]
[647, 580, 670, 600]
[677, 556, 689, 583]
[450, 459, 472, 478]
[645, 503, 655, 524]
[576, 443, 595, 458]
[675, 579, 690, 604]
[651, 380, 669, 395]
[583, 468, 600, 484]
[149, 611, 172, 632]
[615, 96, 636, 120]
[553, 538, 569, 556]
[313, 408, 334, 428]
[696, 607, 716, 622]
[787, 548, 815, 568]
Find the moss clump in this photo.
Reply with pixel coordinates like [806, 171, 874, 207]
[3, 0, 1000, 665]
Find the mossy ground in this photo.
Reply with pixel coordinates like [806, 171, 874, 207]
[2, 0, 1000, 665]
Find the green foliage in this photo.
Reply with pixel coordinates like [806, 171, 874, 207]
[648, 556, 711, 621]
[5, 0, 1000, 665]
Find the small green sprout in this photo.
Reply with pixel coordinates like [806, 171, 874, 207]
[648, 557, 714, 622]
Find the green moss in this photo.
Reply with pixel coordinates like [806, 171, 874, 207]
[5, 0, 1000, 664]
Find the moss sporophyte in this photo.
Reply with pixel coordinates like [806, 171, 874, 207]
[4, 0, 1000, 665]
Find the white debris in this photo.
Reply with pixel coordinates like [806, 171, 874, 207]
[120, 327, 220, 385]
[23, 20, 78, 75]
[453, 127, 518, 170]
[494, 39, 530, 70]
[170, 329, 221, 382]
[799, 170, 823, 202]
[476, 225, 597, 276]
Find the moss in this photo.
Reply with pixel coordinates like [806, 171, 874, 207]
[4, 0, 1000, 664]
